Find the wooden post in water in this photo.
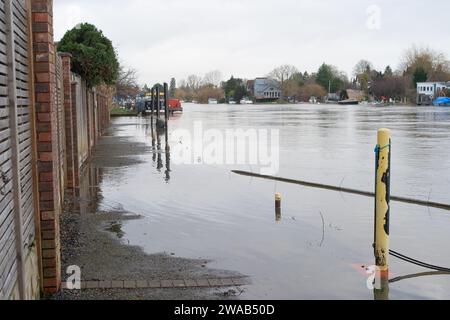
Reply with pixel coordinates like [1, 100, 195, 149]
[164, 82, 170, 151]
[374, 128, 391, 277]
[151, 87, 155, 119]
[275, 193, 282, 222]
[164, 82, 169, 122]
[156, 86, 161, 119]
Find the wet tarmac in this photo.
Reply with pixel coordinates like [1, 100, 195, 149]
[71, 103, 450, 300]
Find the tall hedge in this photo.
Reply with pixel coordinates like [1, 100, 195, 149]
[58, 23, 119, 88]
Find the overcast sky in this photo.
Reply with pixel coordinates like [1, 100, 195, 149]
[54, 0, 450, 86]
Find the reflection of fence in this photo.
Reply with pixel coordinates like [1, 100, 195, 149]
[0, 0, 112, 299]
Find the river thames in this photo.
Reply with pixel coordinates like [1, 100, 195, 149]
[95, 103, 450, 299]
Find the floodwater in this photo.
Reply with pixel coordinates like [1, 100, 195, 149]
[98, 104, 450, 299]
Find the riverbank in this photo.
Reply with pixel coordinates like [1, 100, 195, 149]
[50, 121, 248, 300]
[110, 106, 139, 117]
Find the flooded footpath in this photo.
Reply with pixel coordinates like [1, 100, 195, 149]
[57, 104, 450, 300]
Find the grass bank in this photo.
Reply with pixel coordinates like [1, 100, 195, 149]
[110, 106, 138, 117]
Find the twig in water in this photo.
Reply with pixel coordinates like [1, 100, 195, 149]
[319, 211, 325, 247]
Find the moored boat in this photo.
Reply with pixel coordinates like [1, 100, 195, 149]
[240, 98, 254, 105]
[338, 99, 359, 105]
[433, 97, 450, 106]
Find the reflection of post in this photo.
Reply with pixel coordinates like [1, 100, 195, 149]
[374, 129, 391, 278]
[165, 149, 171, 182]
[151, 123, 156, 163]
[373, 276, 389, 300]
[157, 133, 163, 172]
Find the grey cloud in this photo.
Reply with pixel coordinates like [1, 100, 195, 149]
[54, 0, 450, 85]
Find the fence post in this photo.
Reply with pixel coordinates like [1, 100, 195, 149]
[374, 128, 391, 276]
[31, 0, 62, 294]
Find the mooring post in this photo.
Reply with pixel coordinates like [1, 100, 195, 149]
[374, 128, 391, 277]
[156, 86, 161, 119]
[164, 82, 169, 121]
[275, 193, 282, 222]
[151, 87, 155, 118]
[163, 82, 170, 151]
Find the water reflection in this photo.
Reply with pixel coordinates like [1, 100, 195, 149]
[149, 119, 172, 183]
[275, 207, 281, 222]
[374, 271, 450, 300]
[389, 271, 450, 284]
[374, 277, 390, 301]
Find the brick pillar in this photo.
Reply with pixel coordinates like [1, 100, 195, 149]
[71, 81, 80, 187]
[31, 0, 61, 294]
[59, 53, 75, 194]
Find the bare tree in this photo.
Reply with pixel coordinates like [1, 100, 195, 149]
[353, 60, 373, 77]
[186, 74, 202, 90]
[371, 75, 407, 101]
[116, 65, 140, 98]
[399, 45, 450, 82]
[268, 65, 299, 85]
[203, 70, 222, 87]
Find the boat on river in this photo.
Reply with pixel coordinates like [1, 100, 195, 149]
[338, 99, 359, 105]
[433, 97, 450, 106]
[240, 98, 254, 105]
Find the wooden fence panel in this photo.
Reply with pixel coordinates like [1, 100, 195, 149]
[73, 75, 89, 168]
[12, 0, 34, 256]
[55, 55, 65, 208]
[0, 0, 36, 300]
[0, 0, 19, 300]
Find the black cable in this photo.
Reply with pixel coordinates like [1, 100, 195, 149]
[390, 250, 450, 273]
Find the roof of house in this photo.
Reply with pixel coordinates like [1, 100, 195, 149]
[346, 89, 364, 101]
[254, 78, 281, 94]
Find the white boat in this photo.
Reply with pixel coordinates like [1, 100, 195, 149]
[240, 98, 254, 105]
[208, 98, 218, 104]
[309, 96, 317, 104]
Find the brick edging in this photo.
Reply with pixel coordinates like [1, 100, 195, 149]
[61, 278, 250, 290]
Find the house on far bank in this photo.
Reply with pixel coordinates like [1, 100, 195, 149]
[326, 93, 340, 103]
[416, 81, 450, 105]
[254, 78, 282, 102]
[246, 80, 255, 97]
[345, 89, 365, 101]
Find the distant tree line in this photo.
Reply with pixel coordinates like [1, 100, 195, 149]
[134, 44, 450, 105]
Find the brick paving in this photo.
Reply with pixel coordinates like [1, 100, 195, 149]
[61, 277, 249, 290]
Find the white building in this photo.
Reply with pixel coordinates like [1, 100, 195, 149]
[417, 81, 449, 105]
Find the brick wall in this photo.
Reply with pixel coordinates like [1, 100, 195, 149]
[31, 0, 114, 295]
[0, 0, 112, 298]
[31, 0, 61, 294]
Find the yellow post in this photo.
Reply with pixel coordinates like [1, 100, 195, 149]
[374, 129, 391, 276]
[275, 193, 282, 222]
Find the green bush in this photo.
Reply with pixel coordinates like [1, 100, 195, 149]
[58, 23, 119, 88]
